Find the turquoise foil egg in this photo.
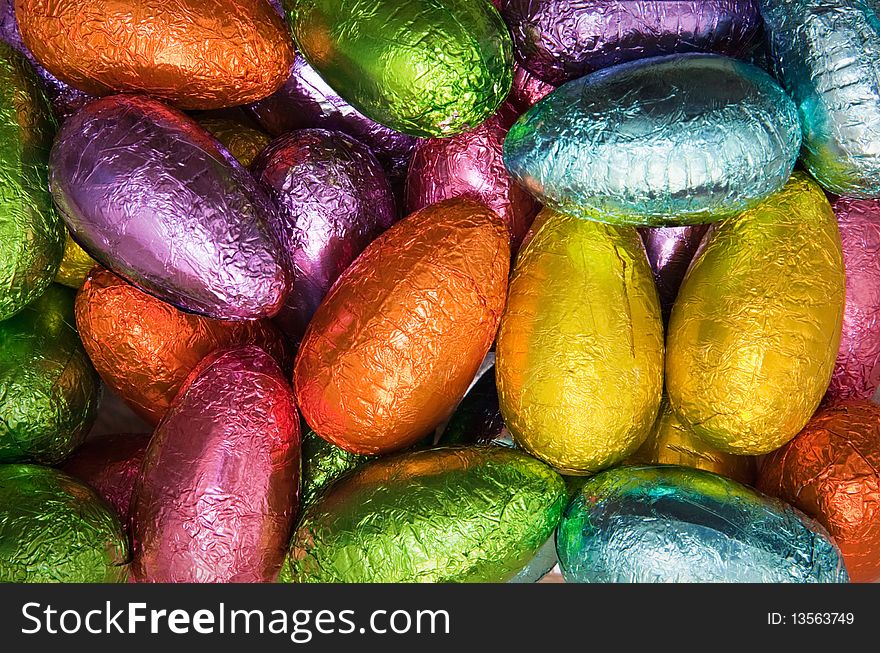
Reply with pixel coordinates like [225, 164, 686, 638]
[503, 54, 801, 226]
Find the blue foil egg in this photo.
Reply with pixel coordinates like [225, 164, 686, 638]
[503, 54, 801, 226]
[557, 465, 849, 583]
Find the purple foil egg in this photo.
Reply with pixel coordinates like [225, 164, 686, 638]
[500, 0, 763, 85]
[825, 198, 880, 402]
[50, 95, 291, 320]
[252, 129, 398, 342]
[640, 225, 709, 324]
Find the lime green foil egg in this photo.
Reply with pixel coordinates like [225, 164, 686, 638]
[300, 428, 372, 507]
[289, 0, 513, 137]
[0, 44, 63, 320]
[0, 465, 129, 582]
[0, 285, 101, 464]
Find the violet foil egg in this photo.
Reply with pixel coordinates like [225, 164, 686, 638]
[639, 225, 710, 324]
[49, 95, 291, 320]
[252, 129, 397, 342]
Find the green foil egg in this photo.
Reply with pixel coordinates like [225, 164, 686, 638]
[0, 285, 101, 464]
[0, 44, 63, 321]
[0, 464, 129, 582]
[290, 0, 513, 137]
[286, 446, 567, 582]
[300, 427, 372, 507]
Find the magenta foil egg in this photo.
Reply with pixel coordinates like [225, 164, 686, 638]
[130, 346, 301, 583]
[508, 63, 556, 114]
[640, 225, 709, 324]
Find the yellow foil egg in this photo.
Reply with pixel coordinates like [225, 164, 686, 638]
[667, 173, 845, 455]
[496, 209, 664, 474]
[54, 232, 97, 289]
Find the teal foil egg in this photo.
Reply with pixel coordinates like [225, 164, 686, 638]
[503, 54, 801, 226]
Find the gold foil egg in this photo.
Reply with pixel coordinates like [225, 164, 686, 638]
[54, 231, 97, 289]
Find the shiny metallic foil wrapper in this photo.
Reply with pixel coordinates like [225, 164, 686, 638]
[507, 63, 556, 114]
[758, 400, 880, 583]
[50, 95, 291, 320]
[292, 0, 513, 137]
[0, 285, 100, 464]
[667, 173, 845, 455]
[15, 0, 294, 110]
[54, 231, 97, 289]
[500, 0, 763, 85]
[761, 0, 880, 196]
[252, 129, 398, 343]
[196, 116, 271, 168]
[286, 447, 566, 583]
[0, 43, 63, 321]
[438, 366, 514, 448]
[639, 225, 709, 325]
[407, 103, 540, 250]
[558, 465, 849, 583]
[294, 198, 510, 455]
[131, 346, 300, 583]
[300, 428, 371, 507]
[825, 198, 880, 402]
[496, 209, 664, 474]
[76, 268, 290, 425]
[504, 54, 801, 226]
[0, 464, 129, 582]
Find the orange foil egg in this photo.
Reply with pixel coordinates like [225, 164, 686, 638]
[294, 198, 510, 455]
[76, 268, 290, 424]
[15, 0, 294, 110]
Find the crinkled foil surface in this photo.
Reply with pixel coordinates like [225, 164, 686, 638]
[76, 268, 290, 425]
[50, 95, 291, 320]
[0, 464, 129, 582]
[758, 400, 880, 583]
[54, 231, 97, 289]
[507, 63, 556, 113]
[0, 285, 100, 464]
[294, 198, 510, 455]
[496, 209, 664, 474]
[501, 0, 763, 85]
[287, 447, 566, 583]
[291, 0, 513, 137]
[557, 465, 849, 583]
[252, 129, 397, 343]
[639, 225, 709, 325]
[197, 116, 271, 168]
[439, 366, 514, 448]
[15, 0, 294, 110]
[667, 173, 845, 455]
[131, 347, 300, 583]
[761, 0, 880, 196]
[503, 54, 801, 226]
[300, 428, 372, 507]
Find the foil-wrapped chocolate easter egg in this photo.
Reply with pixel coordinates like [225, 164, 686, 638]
[496, 209, 664, 474]
[439, 365, 513, 448]
[76, 268, 290, 425]
[291, 0, 513, 137]
[50, 95, 291, 320]
[294, 198, 510, 455]
[54, 231, 96, 289]
[407, 103, 540, 249]
[825, 198, 880, 402]
[667, 173, 845, 455]
[0, 43, 63, 321]
[197, 116, 271, 168]
[504, 54, 801, 226]
[131, 346, 300, 583]
[0, 464, 128, 582]
[558, 465, 849, 583]
[300, 428, 371, 507]
[15, 0, 293, 110]
[286, 447, 566, 582]
[500, 0, 763, 85]
[758, 401, 880, 583]
[761, 0, 880, 196]
[507, 63, 556, 113]
[251, 129, 397, 342]
[0, 285, 100, 464]
[640, 226, 709, 325]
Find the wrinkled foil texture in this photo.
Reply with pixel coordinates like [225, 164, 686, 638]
[667, 173, 845, 455]
[76, 268, 290, 425]
[294, 198, 510, 455]
[500, 0, 763, 85]
[300, 428, 372, 507]
[50, 95, 291, 320]
[252, 129, 398, 343]
[507, 63, 556, 113]
[0, 464, 129, 582]
[758, 400, 880, 583]
[640, 225, 709, 325]
[558, 465, 850, 583]
[496, 210, 664, 474]
[0, 285, 100, 464]
[287, 447, 566, 583]
[504, 54, 801, 226]
[407, 102, 539, 250]
[438, 366, 514, 448]
[291, 0, 513, 137]
[54, 231, 97, 289]
[761, 0, 880, 196]
[197, 116, 271, 168]
[508, 535, 558, 583]
[131, 346, 300, 583]
[15, 0, 294, 110]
